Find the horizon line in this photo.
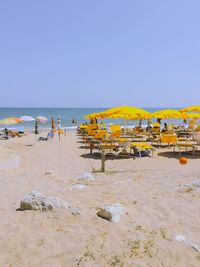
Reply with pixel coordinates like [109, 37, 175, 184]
[0, 106, 184, 109]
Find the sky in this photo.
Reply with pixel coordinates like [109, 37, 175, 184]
[0, 0, 200, 108]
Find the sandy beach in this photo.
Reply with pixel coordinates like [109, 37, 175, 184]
[1, 130, 200, 266]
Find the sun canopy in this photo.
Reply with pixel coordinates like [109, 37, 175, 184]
[36, 116, 48, 123]
[180, 105, 200, 113]
[20, 116, 35, 122]
[186, 113, 200, 119]
[0, 117, 22, 125]
[85, 106, 151, 120]
[151, 109, 188, 119]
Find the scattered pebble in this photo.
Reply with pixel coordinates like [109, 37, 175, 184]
[78, 172, 94, 181]
[70, 184, 87, 190]
[97, 203, 125, 222]
[177, 180, 200, 192]
[176, 235, 200, 252]
[44, 171, 53, 175]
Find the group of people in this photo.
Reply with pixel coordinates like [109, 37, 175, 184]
[81, 117, 98, 126]
[137, 120, 168, 133]
[2, 128, 22, 139]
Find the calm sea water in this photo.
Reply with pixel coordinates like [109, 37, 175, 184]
[0, 107, 184, 130]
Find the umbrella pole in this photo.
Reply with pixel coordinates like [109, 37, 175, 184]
[34, 121, 38, 141]
[123, 117, 128, 154]
[101, 151, 105, 172]
[58, 117, 61, 142]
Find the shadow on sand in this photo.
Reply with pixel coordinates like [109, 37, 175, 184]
[157, 151, 199, 159]
[80, 152, 135, 161]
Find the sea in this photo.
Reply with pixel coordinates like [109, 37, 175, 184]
[0, 107, 185, 131]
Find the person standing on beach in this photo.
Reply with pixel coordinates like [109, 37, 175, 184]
[57, 117, 61, 129]
[72, 118, 77, 124]
[35, 121, 39, 134]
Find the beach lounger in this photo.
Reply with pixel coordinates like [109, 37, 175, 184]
[109, 125, 121, 138]
[38, 137, 48, 141]
[93, 130, 108, 141]
[151, 124, 160, 135]
[99, 144, 120, 154]
[38, 132, 54, 141]
[109, 131, 121, 138]
[110, 125, 121, 133]
[130, 142, 154, 157]
[173, 143, 197, 156]
[160, 134, 178, 147]
[89, 138, 120, 155]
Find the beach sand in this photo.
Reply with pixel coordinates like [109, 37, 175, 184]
[1, 130, 200, 266]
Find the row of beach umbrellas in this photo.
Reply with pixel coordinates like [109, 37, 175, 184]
[0, 116, 48, 125]
[85, 105, 200, 121]
[1, 105, 200, 126]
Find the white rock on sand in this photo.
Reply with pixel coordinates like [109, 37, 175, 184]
[191, 180, 200, 188]
[18, 191, 80, 215]
[177, 179, 200, 192]
[77, 172, 94, 181]
[176, 235, 200, 252]
[70, 184, 87, 190]
[2, 130, 200, 266]
[97, 203, 125, 222]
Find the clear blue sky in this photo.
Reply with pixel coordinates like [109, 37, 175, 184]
[0, 0, 200, 108]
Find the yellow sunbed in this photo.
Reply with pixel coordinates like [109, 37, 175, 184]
[130, 142, 154, 157]
[173, 143, 197, 156]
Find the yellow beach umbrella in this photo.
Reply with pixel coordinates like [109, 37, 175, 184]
[85, 112, 101, 120]
[0, 117, 21, 125]
[186, 113, 200, 119]
[85, 106, 151, 120]
[180, 105, 200, 113]
[180, 107, 200, 127]
[152, 109, 188, 119]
